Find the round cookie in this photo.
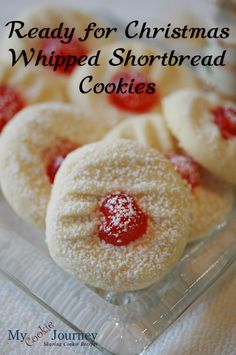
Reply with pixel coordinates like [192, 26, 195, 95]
[163, 89, 236, 185]
[0, 60, 68, 132]
[104, 115, 234, 242]
[46, 139, 191, 292]
[104, 113, 175, 154]
[69, 41, 202, 130]
[0, 103, 108, 229]
[1, 5, 115, 74]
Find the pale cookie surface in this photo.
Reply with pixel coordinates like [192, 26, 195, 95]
[166, 154, 234, 242]
[0, 103, 107, 229]
[104, 113, 175, 154]
[69, 41, 202, 129]
[105, 114, 234, 242]
[188, 170, 234, 242]
[0, 60, 68, 104]
[46, 139, 190, 292]
[163, 89, 236, 184]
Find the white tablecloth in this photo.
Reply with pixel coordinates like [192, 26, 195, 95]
[1, 263, 236, 355]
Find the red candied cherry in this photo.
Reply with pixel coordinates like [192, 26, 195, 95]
[168, 154, 201, 189]
[109, 71, 159, 113]
[41, 37, 88, 74]
[98, 192, 148, 246]
[0, 84, 25, 132]
[212, 105, 236, 140]
[45, 139, 78, 184]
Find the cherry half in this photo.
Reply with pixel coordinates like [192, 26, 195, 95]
[212, 105, 236, 140]
[41, 38, 88, 75]
[168, 154, 201, 189]
[109, 71, 159, 113]
[0, 84, 25, 133]
[45, 139, 78, 184]
[98, 192, 148, 246]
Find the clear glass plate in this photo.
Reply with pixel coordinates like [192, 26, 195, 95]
[0, 191, 236, 355]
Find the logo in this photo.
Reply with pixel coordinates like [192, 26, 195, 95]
[8, 322, 54, 346]
[8, 323, 97, 348]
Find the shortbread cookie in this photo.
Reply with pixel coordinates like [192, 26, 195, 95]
[0, 103, 107, 229]
[46, 139, 191, 292]
[0, 60, 68, 132]
[104, 113, 176, 154]
[105, 116, 234, 241]
[167, 154, 234, 242]
[69, 41, 202, 130]
[1, 6, 114, 75]
[163, 89, 236, 184]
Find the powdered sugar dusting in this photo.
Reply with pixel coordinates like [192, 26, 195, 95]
[46, 139, 190, 292]
[98, 192, 148, 245]
[0, 103, 107, 229]
[188, 170, 234, 242]
[168, 154, 201, 189]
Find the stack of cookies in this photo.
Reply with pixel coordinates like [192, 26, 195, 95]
[0, 6, 235, 292]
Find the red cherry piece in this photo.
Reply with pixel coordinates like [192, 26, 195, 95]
[45, 140, 78, 184]
[168, 154, 201, 189]
[109, 71, 159, 113]
[0, 84, 25, 133]
[98, 192, 148, 246]
[212, 105, 236, 140]
[46, 156, 65, 184]
[41, 38, 88, 75]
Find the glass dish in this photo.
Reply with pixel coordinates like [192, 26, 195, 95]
[0, 191, 236, 355]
